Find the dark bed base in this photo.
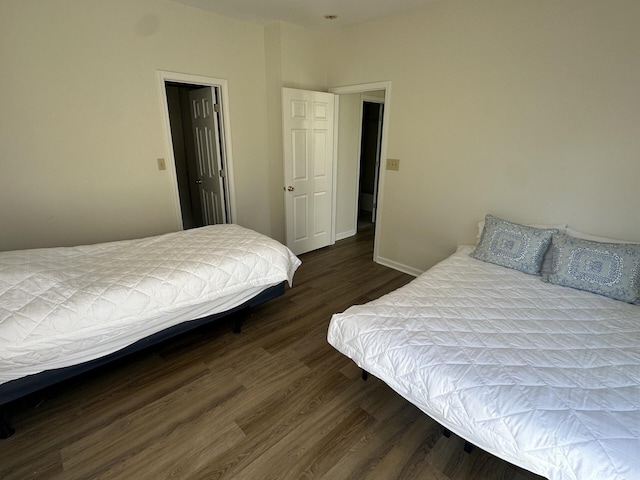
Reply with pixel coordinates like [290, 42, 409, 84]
[0, 282, 286, 438]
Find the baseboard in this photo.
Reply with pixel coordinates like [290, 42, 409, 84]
[335, 229, 357, 241]
[375, 256, 423, 277]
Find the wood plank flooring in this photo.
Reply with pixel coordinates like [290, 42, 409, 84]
[0, 229, 544, 480]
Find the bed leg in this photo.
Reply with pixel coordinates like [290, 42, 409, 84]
[232, 318, 242, 334]
[361, 369, 369, 381]
[1, 410, 15, 439]
[232, 308, 251, 334]
[463, 441, 473, 454]
[442, 427, 451, 438]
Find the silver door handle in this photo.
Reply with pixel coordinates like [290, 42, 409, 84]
[287, 186, 294, 191]
[195, 179, 202, 184]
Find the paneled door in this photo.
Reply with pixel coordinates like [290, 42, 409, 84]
[282, 88, 335, 255]
[189, 87, 226, 225]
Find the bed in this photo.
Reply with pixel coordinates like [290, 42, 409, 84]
[328, 218, 640, 480]
[0, 224, 301, 436]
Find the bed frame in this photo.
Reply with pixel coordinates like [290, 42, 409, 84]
[0, 282, 285, 439]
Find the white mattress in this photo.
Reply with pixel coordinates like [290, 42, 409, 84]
[328, 246, 640, 480]
[0, 224, 301, 386]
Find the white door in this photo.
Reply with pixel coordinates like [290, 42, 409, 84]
[189, 87, 226, 225]
[282, 88, 335, 255]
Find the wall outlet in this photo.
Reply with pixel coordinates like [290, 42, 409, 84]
[157, 158, 166, 171]
[386, 158, 400, 171]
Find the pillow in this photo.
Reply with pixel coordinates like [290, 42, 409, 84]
[547, 234, 640, 304]
[565, 227, 637, 244]
[476, 221, 566, 243]
[476, 221, 565, 276]
[471, 215, 559, 275]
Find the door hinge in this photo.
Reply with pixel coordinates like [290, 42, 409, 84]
[214, 103, 221, 113]
[219, 169, 225, 178]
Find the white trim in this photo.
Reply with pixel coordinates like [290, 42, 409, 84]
[156, 70, 237, 228]
[329, 81, 392, 267]
[376, 256, 422, 277]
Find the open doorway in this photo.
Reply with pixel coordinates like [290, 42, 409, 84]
[357, 97, 384, 233]
[164, 83, 228, 229]
[331, 81, 391, 264]
[157, 71, 237, 231]
[332, 85, 387, 254]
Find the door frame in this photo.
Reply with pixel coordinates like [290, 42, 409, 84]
[329, 81, 392, 264]
[157, 70, 237, 229]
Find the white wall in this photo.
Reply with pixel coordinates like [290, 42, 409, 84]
[0, 0, 271, 251]
[5, 0, 640, 273]
[279, 23, 329, 92]
[328, 0, 640, 272]
[264, 23, 286, 243]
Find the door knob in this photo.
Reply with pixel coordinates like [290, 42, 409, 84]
[287, 186, 294, 191]
[195, 179, 202, 184]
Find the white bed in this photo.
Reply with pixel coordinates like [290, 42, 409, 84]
[328, 245, 640, 480]
[0, 224, 300, 399]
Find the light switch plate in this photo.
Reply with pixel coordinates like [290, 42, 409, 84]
[386, 158, 400, 171]
[157, 158, 167, 171]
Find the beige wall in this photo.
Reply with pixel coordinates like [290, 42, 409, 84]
[279, 23, 329, 92]
[4, 0, 640, 275]
[264, 23, 286, 243]
[328, 0, 640, 272]
[0, 0, 271, 251]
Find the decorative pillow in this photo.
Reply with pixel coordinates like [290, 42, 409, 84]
[476, 221, 565, 277]
[471, 215, 558, 275]
[547, 234, 640, 304]
[476, 221, 566, 243]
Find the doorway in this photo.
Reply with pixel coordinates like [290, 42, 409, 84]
[330, 81, 391, 264]
[282, 88, 335, 255]
[157, 71, 237, 230]
[165, 83, 228, 229]
[357, 97, 384, 233]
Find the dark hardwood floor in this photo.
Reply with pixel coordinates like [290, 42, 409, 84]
[0, 229, 544, 480]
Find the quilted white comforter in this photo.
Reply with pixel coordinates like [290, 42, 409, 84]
[0, 224, 301, 386]
[328, 246, 640, 480]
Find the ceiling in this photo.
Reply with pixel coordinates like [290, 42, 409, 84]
[171, 0, 437, 30]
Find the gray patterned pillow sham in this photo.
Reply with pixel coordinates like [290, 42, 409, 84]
[548, 234, 640, 304]
[471, 215, 558, 275]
